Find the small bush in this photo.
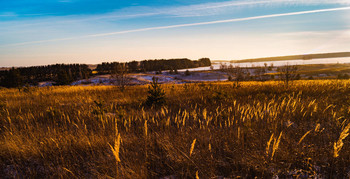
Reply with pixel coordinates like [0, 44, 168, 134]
[145, 77, 166, 107]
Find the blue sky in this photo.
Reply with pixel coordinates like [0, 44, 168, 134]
[1, 0, 350, 67]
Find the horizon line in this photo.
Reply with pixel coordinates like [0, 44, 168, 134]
[2, 50, 350, 68]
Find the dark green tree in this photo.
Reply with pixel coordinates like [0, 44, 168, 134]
[56, 70, 73, 85]
[0, 64, 91, 87]
[145, 77, 166, 107]
[97, 58, 211, 74]
[128, 61, 139, 72]
[185, 70, 191, 76]
[1, 68, 23, 88]
[198, 58, 211, 66]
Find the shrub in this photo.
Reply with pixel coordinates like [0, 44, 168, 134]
[145, 77, 166, 107]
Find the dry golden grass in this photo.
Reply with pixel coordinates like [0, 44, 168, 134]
[190, 139, 196, 157]
[1, 80, 350, 178]
[333, 123, 350, 158]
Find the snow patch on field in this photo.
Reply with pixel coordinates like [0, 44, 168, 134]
[38, 81, 55, 87]
[69, 71, 229, 86]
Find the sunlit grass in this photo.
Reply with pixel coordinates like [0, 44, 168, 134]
[1, 80, 350, 178]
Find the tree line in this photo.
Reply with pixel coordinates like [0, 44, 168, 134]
[96, 58, 211, 74]
[0, 58, 211, 88]
[0, 64, 92, 88]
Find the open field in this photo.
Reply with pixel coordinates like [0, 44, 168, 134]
[66, 63, 350, 87]
[298, 63, 350, 76]
[1, 80, 350, 178]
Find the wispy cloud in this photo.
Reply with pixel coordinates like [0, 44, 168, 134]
[3, 0, 350, 25]
[273, 29, 350, 54]
[114, 0, 350, 18]
[2, 6, 350, 47]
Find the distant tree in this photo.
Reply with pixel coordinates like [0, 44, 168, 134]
[198, 58, 211, 66]
[227, 65, 245, 86]
[185, 70, 191, 76]
[128, 61, 139, 72]
[97, 58, 211, 74]
[156, 70, 162, 75]
[56, 69, 73, 85]
[111, 63, 130, 92]
[254, 66, 266, 81]
[337, 73, 349, 79]
[220, 63, 227, 72]
[1, 68, 23, 88]
[277, 63, 298, 87]
[174, 68, 179, 74]
[145, 77, 166, 107]
[0, 64, 91, 87]
[264, 63, 268, 68]
[246, 72, 252, 80]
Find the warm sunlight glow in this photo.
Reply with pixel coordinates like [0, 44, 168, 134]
[1, 0, 350, 66]
[2, 1, 350, 178]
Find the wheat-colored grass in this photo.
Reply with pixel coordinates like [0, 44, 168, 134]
[334, 123, 350, 158]
[190, 139, 196, 157]
[1, 80, 350, 177]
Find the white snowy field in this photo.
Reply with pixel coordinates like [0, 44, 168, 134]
[37, 57, 350, 87]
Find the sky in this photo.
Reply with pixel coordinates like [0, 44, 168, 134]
[0, 0, 350, 67]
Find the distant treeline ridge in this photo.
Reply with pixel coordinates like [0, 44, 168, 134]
[96, 58, 211, 74]
[233, 52, 350, 63]
[0, 58, 211, 87]
[0, 64, 92, 88]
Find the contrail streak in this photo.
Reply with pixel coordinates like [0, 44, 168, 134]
[2, 6, 350, 47]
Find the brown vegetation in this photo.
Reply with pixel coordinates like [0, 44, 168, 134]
[1, 80, 350, 178]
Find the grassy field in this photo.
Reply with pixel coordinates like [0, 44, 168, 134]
[297, 63, 350, 76]
[1, 80, 350, 178]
